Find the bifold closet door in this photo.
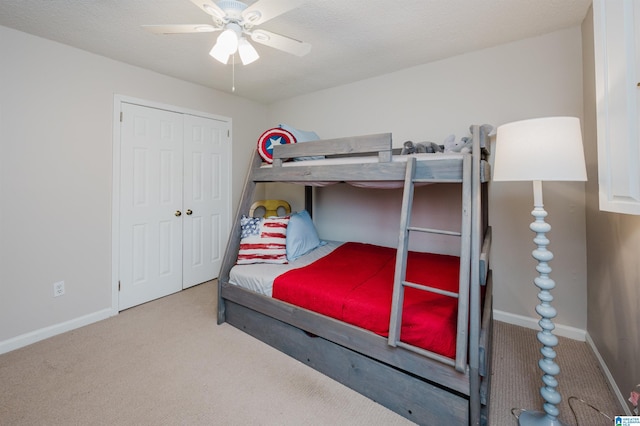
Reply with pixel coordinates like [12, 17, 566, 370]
[119, 103, 184, 310]
[182, 114, 230, 288]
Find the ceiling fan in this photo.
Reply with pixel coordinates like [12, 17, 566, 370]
[143, 0, 311, 65]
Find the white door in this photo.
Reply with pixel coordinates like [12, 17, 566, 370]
[119, 103, 184, 310]
[116, 100, 232, 310]
[182, 114, 231, 288]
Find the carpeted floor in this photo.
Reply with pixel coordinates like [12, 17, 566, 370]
[490, 319, 622, 425]
[0, 281, 624, 425]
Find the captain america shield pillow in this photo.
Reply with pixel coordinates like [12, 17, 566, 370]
[257, 128, 296, 163]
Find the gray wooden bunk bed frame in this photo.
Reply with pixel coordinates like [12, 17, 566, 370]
[217, 125, 493, 425]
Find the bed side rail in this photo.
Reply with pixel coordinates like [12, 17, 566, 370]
[272, 133, 393, 165]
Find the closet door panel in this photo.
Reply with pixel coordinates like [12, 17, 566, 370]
[183, 114, 231, 288]
[119, 103, 184, 309]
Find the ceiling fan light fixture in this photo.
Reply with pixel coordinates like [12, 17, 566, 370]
[149, 0, 311, 68]
[238, 37, 259, 65]
[217, 27, 239, 54]
[209, 42, 230, 64]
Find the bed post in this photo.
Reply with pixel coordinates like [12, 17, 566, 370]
[468, 124, 482, 424]
[305, 186, 313, 217]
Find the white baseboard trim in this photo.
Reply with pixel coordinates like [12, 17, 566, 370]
[0, 308, 117, 355]
[493, 309, 587, 341]
[585, 332, 632, 416]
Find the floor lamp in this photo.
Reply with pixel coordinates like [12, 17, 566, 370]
[493, 117, 587, 426]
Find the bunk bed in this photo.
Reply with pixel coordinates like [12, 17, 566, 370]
[217, 125, 493, 425]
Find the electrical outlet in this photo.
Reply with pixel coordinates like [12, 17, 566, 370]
[53, 281, 65, 297]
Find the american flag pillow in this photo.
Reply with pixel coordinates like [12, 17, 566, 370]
[237, 215, 290, 264]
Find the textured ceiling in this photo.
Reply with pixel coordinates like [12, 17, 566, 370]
[0, 0, 592, 104]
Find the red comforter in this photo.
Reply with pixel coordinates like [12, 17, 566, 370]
[272, 242, 460, 359]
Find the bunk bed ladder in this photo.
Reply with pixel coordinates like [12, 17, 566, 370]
[388, 155, 473, 373]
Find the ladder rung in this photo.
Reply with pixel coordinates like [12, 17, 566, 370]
[412, 177, 463, 183]
[402, 280, 459, 298]
[407, 226, 461, 236]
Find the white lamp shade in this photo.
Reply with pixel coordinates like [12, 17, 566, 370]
[238, 38, 259, 65]
[217, 28, 239, 55]
[209, 42, 230, 64]
[493, 116, 587, 182]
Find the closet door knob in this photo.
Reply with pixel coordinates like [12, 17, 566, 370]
[175, 210, 182, 217]
[186, 209, 193, 215]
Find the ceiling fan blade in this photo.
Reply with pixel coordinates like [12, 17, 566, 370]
[251, 29, 311, 57]
[142, 24, 219, 34]
[190, 0, 226, 25]
[242, 0, 303, 26]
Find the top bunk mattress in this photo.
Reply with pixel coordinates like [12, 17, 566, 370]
[261, 153, 471, 188]
[264, 152, 466, 167]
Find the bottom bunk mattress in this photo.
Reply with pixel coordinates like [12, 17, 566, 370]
[230, 242, 461, 359]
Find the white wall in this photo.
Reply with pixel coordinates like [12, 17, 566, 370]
[267, 27, 588, 335]
[0, 26, 267, 350]
[0, 23, 589, 351]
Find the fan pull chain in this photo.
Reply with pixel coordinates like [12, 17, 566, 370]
[232, 54, 235, 92]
